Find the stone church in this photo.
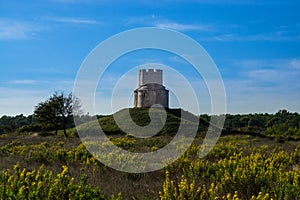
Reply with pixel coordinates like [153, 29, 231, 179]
[134, 69, 169, 108]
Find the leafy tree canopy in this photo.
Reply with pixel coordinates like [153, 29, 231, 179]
[33, 92, 81, 137]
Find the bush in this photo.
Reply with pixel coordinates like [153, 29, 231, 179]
[0, 163, 105, 200]
[160, 143, 300, 200]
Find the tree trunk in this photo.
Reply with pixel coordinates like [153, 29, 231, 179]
[63, 118, 68, 137]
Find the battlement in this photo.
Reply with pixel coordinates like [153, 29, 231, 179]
[139, 69, 163, 86]
[134, 69, 169, 108]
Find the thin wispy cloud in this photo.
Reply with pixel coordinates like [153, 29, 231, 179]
[245, 69, 296, 84]
[213, 31, 300, 42]
[224, 58, 300, 113]
[10, 80, 39, 85]
[0, 87, 60, 116]
[6, 79, 74, 89]
[125, 15, 156, 26]
[52, 0, 81, 3]
[0, 16, 100, 41]
[152, 20, 214, 32]
[168, 56, 189, 65]
[126, 16, 214, 32]
[224, 78, 300, 114]
[47, 17, 100, 25]
[232, 58, 300, 69]
[0, 19, 41, 40]
[154, 21, 213, 32]
[0, 78, 74, 115]
[290, 58, 300, 69]
[229, 58, 300, 90]
[190, 0, 280, 5]
[50, 0, 299, 6]
[197, 23, 300, 42]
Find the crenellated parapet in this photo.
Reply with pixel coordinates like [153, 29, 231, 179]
[134, 69, 169, 108]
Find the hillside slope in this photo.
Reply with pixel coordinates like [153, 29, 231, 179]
[80, 108, 201, 136]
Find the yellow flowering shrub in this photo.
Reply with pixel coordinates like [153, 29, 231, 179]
[0, 163, 105, 200]
[160, 142, 300, 200]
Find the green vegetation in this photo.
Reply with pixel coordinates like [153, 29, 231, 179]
[97, 108, 197, 136]
[0, 134, 299, 199]
[0, 164, 105, 200]
[223, 109, 300, 138]
[33, 92, 80, 137]
[0, 115, 33, 134]
[161, 142, 300, 200]
[3, 108, 300, 140]
[0, 107, 300, 199]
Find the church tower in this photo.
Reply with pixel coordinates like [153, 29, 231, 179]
[134, 69, 169, 108]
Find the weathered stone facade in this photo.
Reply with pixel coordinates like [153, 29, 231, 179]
[134, 69, 169, 108]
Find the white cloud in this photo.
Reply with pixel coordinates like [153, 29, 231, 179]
[245, 69, 294, 83]
[126, 16, 214, 32]
[6, 79, 74, 87]
[232, 58, 300, 70]
[0, 16, 99, 40]
[221, 58, 300, 113]
[0, 78, 75, 116]
[212, 31, 300, 42]
[199, 23, 300, 42]
[50, 0, 102, 3]
[0, 19, 40, 40]
[0, 87, 49, 116]
[224, 79, 300, 114]
[0, 97, 37, 116]
[47, 17, 100, 25]
[290, 58, 300, 69]
[233, 58, 300, 84]
[154, 21, 213, 32]
[10, 80, 38, 85]
[168, 56, 190, 65]
[125, 15, 156, 25]
[51, 0, 81, 2]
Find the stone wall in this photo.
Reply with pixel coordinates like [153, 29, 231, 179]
[134, 84, 169, 108]
[139, 69, 162, 86]
[134, 69, 169, 108]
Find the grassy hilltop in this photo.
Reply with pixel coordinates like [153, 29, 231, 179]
[0, 108, 300, 199]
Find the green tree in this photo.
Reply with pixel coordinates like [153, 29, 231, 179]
[239, 116, 249, 127]
[34, 92, 80, 137]
[34, 98, 60, 134]
[0, 115, 33, 134]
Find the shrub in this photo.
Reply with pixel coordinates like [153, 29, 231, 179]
[160, 143, 300, 200]
[0, 163, 105, 200]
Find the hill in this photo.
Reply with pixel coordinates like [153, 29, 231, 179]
[97, 108, 200, 135]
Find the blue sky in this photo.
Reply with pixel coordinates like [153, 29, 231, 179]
[1, 0, 300, 116]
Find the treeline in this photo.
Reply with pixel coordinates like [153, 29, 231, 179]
[0, 113, 75, 136]
[0, 92, 79, 137]
[223, 109, 300, 137]
[0, 115, 33, 135]
[1, 105, 300, 138]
